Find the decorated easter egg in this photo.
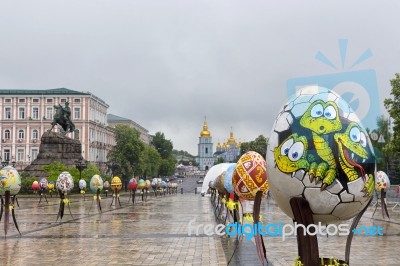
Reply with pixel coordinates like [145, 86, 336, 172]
[32, 181, 40, 190]
[161, 181, 167, 188]
[138, 179, 146, 189]
[39, 178, 48, 190]
[209, 180, 215, 189]
[375, 171, 390, 192]
[56, 171, 74, 193]
[266, 86, 376, 224]
[0, 165, 21, 195]
[232, 151, 268, 200]
[145, 180, 151, 189]
[90, 175, 104, 192]
[103, 180, 110, 189]
[111, 176, 122, 191]
[79, 179, 87, 190]
[128, 178, 137, 190]
[224, 163, 237, 194]
[151, 179, 158, 189]
[215, 172, 227, 194]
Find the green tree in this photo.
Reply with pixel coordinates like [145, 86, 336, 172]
[152, 132, 173, 158]
[138, 145, 161, 177]
[151, 132, 175, 176]
[41, 161, 68, 183]
[239, 135, 269, 159]
[41, 161, 101, 193]
[107, 125, 145, 182]
[384, 73, 400, 156]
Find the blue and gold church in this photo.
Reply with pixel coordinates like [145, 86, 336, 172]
[196, 119, 214, 171]
[196, 119, 241, 171]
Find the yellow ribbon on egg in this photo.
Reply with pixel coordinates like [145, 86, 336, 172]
[294, 257, 304, 266]
[226, 199, 236, 211]
[9, 204, 14, 211]
[63, 199, 70, 204]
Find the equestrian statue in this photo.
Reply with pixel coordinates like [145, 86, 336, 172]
[49, 102, 75, 134]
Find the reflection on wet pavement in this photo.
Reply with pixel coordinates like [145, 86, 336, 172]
[0, 189, 398, 266]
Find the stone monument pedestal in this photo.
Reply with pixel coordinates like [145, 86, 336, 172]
[24, 131, 83, 178]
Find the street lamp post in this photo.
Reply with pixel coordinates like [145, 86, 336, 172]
[75, 160, 87, 180]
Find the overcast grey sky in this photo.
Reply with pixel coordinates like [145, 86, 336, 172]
[1, 1, 399, 155]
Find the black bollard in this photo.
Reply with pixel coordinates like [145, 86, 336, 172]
[181, 188, 183, 194]
[195, 187, 197, 194]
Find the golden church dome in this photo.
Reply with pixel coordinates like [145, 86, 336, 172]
[227, 130, 236, 144]
[200, 120, 211, 137]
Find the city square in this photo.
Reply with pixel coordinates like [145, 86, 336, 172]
[0, 177, 398, 266]
[1, 1, 400, 266]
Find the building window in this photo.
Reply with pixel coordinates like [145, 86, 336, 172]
[4, 129, 10, 139]
[5, 107, 11, 119]
[32, 129, 39, 140]
[74, 98, 81, 103]
[32, 107, 39, 119]
[60, 98, 67, 103]
[18, 129, 25, 139]
[17, 149, 24, 162]
[4, 98, 11, 103]
[74, 107, 80, 119]
[3, 149, 10, 162]
[19, 107, 25, 119]
[46, 98, 53, 103]
[31, 149, 39, 161]
[18, 98, 26, 103]
[46, 107, 53, 119]
[205, 147, 208, 154]
[32, 98, 39, 103]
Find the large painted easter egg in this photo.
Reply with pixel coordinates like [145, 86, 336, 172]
[224, 163, 237, 194]
[375, 171, 390, 192]
[111, 176, 122, 191]
[128, 178, 138, 191]
[266, 86, 376, 224]
[32, 181, 40, 190]
[40, 178, 48, 190]
[90, 175, 104, 192]
[138, 179, 146, 189]
[232, 151, 268, 200]
[145, 180, 151, 189]
[215, 172, 227, 194]
[151, 179, 158, 189]
[79, 179, 87, 190]
[48, 181, 55, 190]
[56, 171, 74, 193]
[0, 166, 21, 195]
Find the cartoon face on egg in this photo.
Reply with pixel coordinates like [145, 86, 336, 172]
[266, 86, 376, 224]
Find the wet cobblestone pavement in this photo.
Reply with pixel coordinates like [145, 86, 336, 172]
[0, 187, 399, 266]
